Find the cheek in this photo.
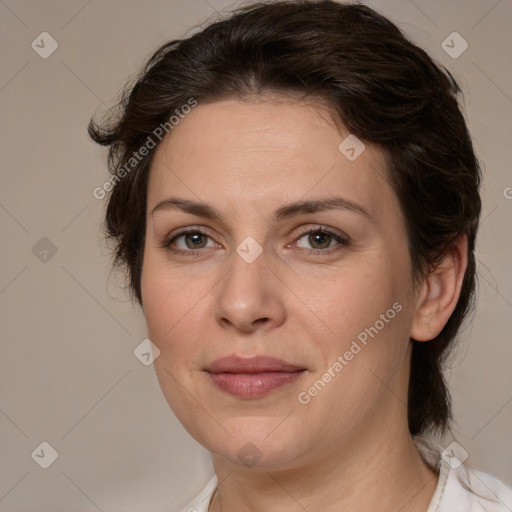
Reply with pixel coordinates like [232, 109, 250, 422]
[142, 249, 196, 332]
[294, 279, 410, 437]
[327, 296, 405, 381]
[140, 258, 210, 426]
[294, 258, 405, 346]
[141, 257, 185, 356]
[140, 254, 216, 372]
[141, 262, 172, 343]
[293, 259, 411, 400]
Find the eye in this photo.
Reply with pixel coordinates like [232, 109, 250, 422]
[175, 231, 212, 250]
[161, 228, 218, 254]
[160, 225, 349, 257]
[293, 227, 349, 254]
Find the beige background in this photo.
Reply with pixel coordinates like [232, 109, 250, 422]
[1, 0, 511, 510]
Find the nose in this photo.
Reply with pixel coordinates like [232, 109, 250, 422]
[214, 246, 286, 334]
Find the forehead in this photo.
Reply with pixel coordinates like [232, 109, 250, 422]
[147, 97, 394, 220]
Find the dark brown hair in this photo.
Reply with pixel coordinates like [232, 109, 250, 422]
[89, 0, 481, 436]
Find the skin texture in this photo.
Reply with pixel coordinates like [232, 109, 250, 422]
[140, 96, 468, 512]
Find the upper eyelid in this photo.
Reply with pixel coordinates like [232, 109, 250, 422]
[166, 225, 349, 248]
[167, 224, 346, 238]
[292, 227, 350, 248]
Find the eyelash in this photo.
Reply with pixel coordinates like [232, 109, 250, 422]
[160, 225, 350, 257]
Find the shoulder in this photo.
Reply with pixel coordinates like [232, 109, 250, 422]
[438, 460, 512, 512]
[414, 436, 511, 512]
[177, 475, 218, 512]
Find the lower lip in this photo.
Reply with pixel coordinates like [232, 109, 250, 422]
[208, 371, 305, 397]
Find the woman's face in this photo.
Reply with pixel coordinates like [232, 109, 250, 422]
[141, 96, 420, 470]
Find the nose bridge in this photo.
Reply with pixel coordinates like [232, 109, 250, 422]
[223, 236, 268, 303]
[215, 237, 284, 331]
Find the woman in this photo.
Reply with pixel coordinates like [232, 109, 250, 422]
[89, 1, 512, 510]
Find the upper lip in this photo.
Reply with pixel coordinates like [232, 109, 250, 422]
[205, 356, 305, 374]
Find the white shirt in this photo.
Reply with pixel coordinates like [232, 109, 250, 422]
[179, 440, 512, 512]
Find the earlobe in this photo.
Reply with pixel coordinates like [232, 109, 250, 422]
[410, 234, 468, 342]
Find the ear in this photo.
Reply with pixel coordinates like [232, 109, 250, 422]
[410, 234, 468, 342]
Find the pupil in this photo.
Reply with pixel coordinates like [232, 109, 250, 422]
[186, 233, 206, 249]
[310, 232, 330, 249]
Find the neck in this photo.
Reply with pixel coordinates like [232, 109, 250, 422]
[209, 411, 439, 512]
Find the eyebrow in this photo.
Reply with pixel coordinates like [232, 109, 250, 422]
[151, 196, 371, 222]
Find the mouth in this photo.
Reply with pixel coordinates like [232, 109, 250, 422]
[204, 355, 307, 398]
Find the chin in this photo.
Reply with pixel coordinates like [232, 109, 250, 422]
[195, 417, 306, 470]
